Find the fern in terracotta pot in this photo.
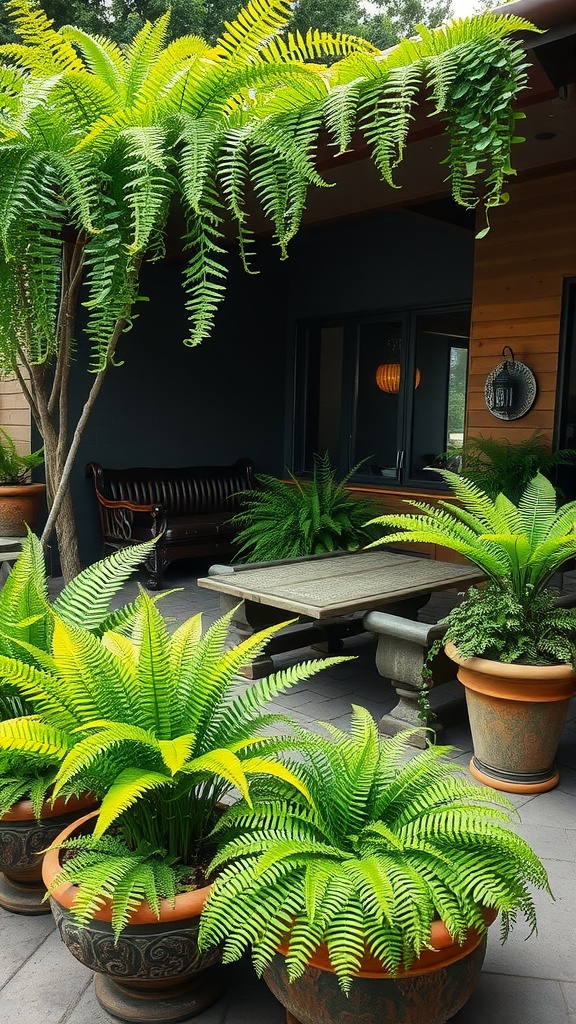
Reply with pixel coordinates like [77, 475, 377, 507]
[0, 588, 344, 1022]
[368, 470, 576, 793]
[0, 534, 157, 913]
[199, 707, 549, 1024]
[0, 428, 45, 537]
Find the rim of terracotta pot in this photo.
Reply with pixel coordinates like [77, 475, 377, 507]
[1, 791, 99, 823]
[445, 641, 576, 702]
[42, 810, 211, 925]
[276, 907, 497, 979]
[0, 483, 46, 495]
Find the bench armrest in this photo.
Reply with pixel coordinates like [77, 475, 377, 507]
[91, 491, 165, 516]
[363, 610, 448, 649]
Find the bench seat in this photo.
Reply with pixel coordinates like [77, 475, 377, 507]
[86, 459, 255, 589]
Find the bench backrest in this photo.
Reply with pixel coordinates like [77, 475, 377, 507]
[87, 459, 255, 516]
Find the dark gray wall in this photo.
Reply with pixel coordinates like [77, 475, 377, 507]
[69, 243, 288, 565]
[68, 207, 473, 566]
[285, 208, 473, 318]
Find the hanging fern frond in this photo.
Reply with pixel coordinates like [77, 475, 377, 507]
[213, 0, 293, 64]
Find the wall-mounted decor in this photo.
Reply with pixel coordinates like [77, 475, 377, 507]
[484, 346, 537, 420]
[376, 364, 421, 393]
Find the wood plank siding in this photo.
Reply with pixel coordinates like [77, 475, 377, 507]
[0, 374, 31, 453]
[348, 169, 576, 560]
[467, 168, 576, 443]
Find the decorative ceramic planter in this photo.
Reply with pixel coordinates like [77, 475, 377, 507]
[0, 483, 46, 537]
[0, 792, 99, 915]
[264, 910, 497, 1024]
[446, 642, 576, 794]
[43, 811, 225, 1024]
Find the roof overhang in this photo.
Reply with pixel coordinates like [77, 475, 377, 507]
[295, 0, 576, 231]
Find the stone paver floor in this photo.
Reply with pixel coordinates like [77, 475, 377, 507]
[1, 563, 574, 1023]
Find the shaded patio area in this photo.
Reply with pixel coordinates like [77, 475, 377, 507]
[1, 566, 575, 1024]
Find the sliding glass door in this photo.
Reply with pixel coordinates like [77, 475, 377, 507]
[292, 306, 470, 488]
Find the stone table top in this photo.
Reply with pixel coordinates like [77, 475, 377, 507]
[197, 550, 483, 619]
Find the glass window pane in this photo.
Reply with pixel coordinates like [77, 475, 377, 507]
[353, 322, 403, 479]
[409, 311, 470, 482]
[296, 325, 344, 473]
[446, 346, 468, 469]
[555, 279, 576, 500]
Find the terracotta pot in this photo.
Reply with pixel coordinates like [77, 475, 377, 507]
[446, 642, 576, 794]
[42, 811, 225, 1024]
[264, 909, 497, 1024]
[0, 483, 46, 537]
[0, 792, 99, 915]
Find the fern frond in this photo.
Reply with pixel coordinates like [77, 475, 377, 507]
[53, 540, 157, 630]
[93, 767, 171, 837]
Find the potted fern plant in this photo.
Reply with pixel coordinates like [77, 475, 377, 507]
[456, 432, 576, 504]
[0, 533, 156, 914]
[0, 593, 344, 1022]
[198, 706, 550, 1024]
[231, 453, 384, 562]
[368, 470, 576, 793]
[0, 427, 45, 537]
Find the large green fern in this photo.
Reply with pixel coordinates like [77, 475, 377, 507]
[198, 706, 550, 991]
[0, 533, 157, 812]
[0, 590, 348, 935]
[368, 471, 576, 665]
[458, 434, 576, 506]
[231, 453, 385, 561]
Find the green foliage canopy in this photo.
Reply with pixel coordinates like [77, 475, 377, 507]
[0, 1, 533, 364]
[0, 0, 454, 49]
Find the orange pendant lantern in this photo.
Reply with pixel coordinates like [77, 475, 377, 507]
[376, 364, 421, 393]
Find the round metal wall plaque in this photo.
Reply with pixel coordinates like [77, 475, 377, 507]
[484, 359, 537, 420]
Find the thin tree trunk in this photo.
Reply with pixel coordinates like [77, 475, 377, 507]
[17, 241, 138, 581]
[53, 486, 80, 580]
[40, 364, 110, 571]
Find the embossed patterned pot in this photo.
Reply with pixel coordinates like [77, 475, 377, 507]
[263, 910, 497, 1024]
[0, 483, 46, 536]
[446, 642, 576, 794]
[0, 791, 99, 915]
[43, 811, 225, 1024]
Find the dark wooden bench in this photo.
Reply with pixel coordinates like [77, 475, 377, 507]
[86, 459, 255, 589]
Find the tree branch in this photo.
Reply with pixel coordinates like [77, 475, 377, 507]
[40, 311, 128, 548]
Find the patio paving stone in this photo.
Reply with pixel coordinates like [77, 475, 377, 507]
[562, 983, 576, 1018]
[0, 928, 92, 1023]
[450, 973, 571, 1024]
[0, 566, 573, 1022]
[0, 909, 54, 989]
